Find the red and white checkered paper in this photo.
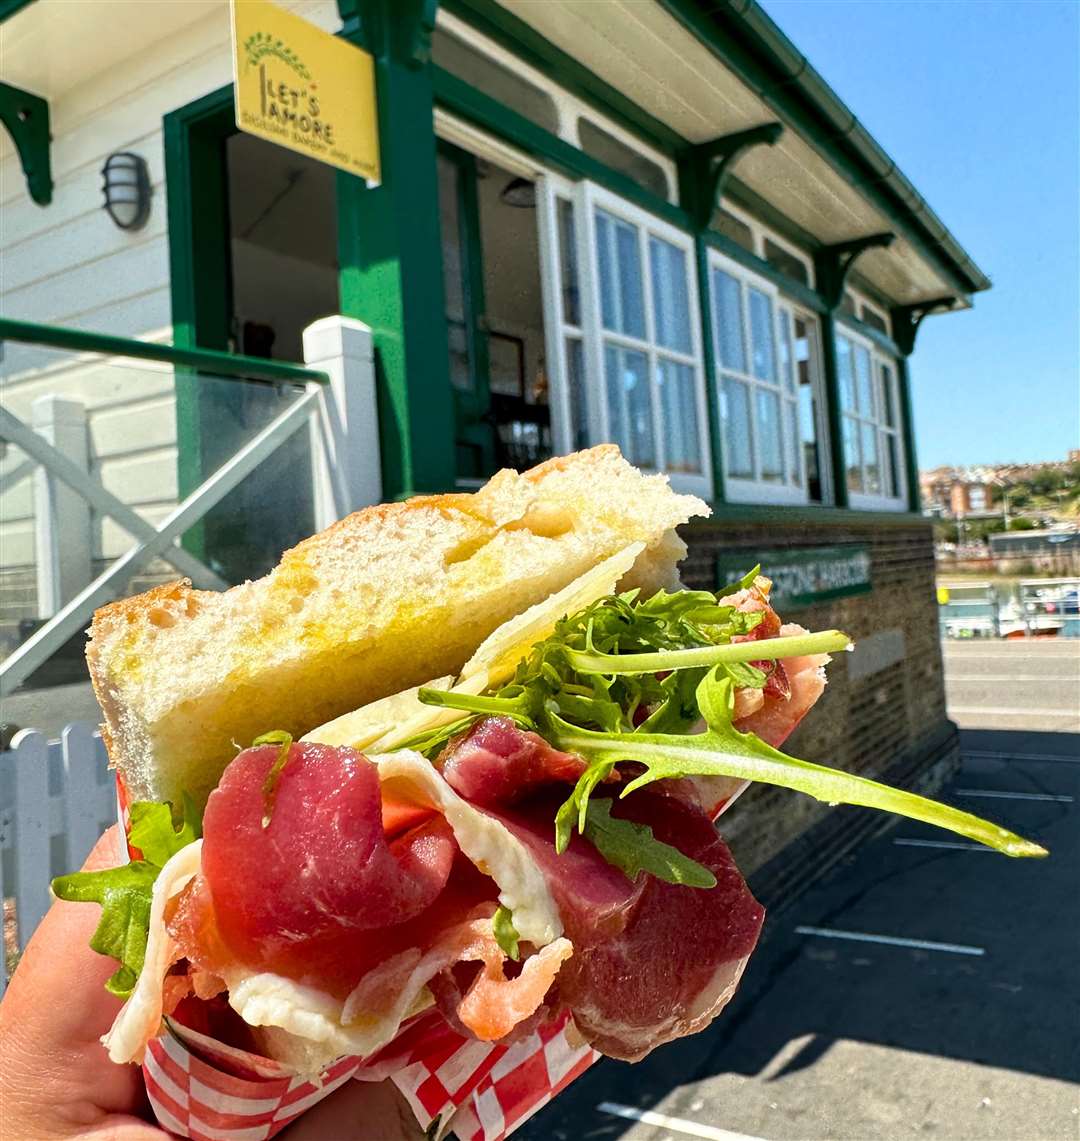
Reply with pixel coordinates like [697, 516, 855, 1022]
[119, 760, 598, 1138]
[142, 1007, 598, 1141]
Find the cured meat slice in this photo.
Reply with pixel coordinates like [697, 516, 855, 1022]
[202, 743, 457, 969]
[734, 622, 829, 748]
[438, 716, 588, 807]
[546, 790, 764, 1061]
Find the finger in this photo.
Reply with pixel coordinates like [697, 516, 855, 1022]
[0, 825, 148, 1131]
[281, 1079, 425, 1140]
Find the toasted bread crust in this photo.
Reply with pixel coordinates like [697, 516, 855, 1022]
[88, 447, 708, 806]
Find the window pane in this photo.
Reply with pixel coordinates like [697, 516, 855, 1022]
[595, 210, 645, 339]
[557, 198, 579, 326]
[721, 375, 753, 478]
[836, 335, 855, 411]
[433, 29, 560, 134]
[854, 345, 873, 415]
[756, 388, 783, 482]
[795, 315, 824, 503]
[844, 416, 863, 491]
[566, 336, 588, 451]
[748, 288, 776, 381]
[861, 422, 881, 494]
[712, 269, 745, 372]
[657, 358, 701, 473]
[649, 237, 691, 353]
[879, 361, 897, 427]
[778, 309, 795, 394]
[604, 344, 653, 468]
[615, 222, 645, 338]
[786, 399, 801, 486]
[438, 156, 472, 392]
[578, 119, 669, 200]
[763, 238, 809, 286]
[886, 433, 901, 498]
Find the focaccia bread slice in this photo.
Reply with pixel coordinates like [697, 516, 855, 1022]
[88, 446, 708, 807]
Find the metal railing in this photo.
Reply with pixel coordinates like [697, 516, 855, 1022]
[0, 315, 380, 695]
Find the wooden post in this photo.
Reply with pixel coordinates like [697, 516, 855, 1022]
[303, 316, 382, 529]
[32, 395, 92, 616]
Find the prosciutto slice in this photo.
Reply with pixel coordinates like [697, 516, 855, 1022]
[437, 724, 766, 1062]
[202, 743, 457, 972]
[720, 581, 830, 749]
[439, 716, 589, 807]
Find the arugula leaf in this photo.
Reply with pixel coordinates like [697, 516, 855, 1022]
[254, 730, 293, 827]
[581, 798, 716, 888]
[128, 801, 197, 866]
[565, 628, 852, 677]
[492, 905, 520, 961]
[549, 668, 1047, 859]
[51, 797, 200, 997]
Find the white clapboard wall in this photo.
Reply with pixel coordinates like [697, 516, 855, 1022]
[0, 723, 116, 995]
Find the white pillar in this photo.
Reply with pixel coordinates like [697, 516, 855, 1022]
[32, 395, 92, 616]
[302, 316, 381, 530]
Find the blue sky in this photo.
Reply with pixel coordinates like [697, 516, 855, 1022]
[761, 0, 1079, 469]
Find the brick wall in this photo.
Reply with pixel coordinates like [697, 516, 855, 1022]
[680, 516, 959, 880]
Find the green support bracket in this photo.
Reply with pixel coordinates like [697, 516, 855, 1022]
[680, 122, 783, 230]
[814, 233, 895, 311]
[890, 295, 957, 356]
[337, 0, 437, 65]
[0, 80, 52, 206]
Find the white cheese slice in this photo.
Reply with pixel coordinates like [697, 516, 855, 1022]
[104, 840, 203, 1064]
[374, 750, 562, 947]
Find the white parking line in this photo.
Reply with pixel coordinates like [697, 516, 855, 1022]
[893, 837, 993, 852]
[597, 1102, 767, 1141]
[948, 706, 1079, 717]
[963, 749, 1080, 764]
[795, 926, 985, 956]
[947, 673, 1080, 682]
[956, 788, 1074, 803]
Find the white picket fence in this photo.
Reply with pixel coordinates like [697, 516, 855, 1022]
[0, 722, 115, 995]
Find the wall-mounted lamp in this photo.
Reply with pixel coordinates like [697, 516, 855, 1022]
[101, 152, 151, 231]
[500, 176, 535, 209]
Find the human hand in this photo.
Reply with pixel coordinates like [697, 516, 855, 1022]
[0, 826, 422, 1140]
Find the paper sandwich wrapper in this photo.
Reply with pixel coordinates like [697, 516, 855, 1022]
[115, 773, 600, 1141]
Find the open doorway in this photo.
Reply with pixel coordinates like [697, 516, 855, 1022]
[438, 143, 552, 484]
[190, 132, 340, 582]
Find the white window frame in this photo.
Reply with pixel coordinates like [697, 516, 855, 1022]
[779, 299, 833, 507]
[537, 176, 712, 498]
[707, 249, 808, 505]
[835, 324, 907, 511]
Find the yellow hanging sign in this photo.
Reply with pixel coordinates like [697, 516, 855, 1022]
[231, 0, 380, 185]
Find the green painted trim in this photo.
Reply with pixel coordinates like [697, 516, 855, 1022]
[0, 80, 52, 205]
[337, 27, 456, 498]
[691, 502, 928, 529]
[0, 0, 35, 21]
[817, 310, 849, 509]
[164, 85, 235, 559]
[433, 66, 690, 232]
[656, 0, 989, 297]
[814, 234, 895, 311]
[0, 317, 325, 384]
[896, 356, 922, 513]
[693, 236, 727, 503]
[441, 0, 685, 158]
[702, 229, 825, 315]
[683, 122, 784, 231]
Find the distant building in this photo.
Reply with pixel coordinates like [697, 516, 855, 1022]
[920, 470, 995, 517]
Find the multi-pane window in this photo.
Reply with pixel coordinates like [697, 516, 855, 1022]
[541, 180, 710, 496]
[709, 254, 824, 503]
[835, 330, 905, 508]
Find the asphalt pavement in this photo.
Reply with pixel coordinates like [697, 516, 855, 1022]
[518, 724, 1080, 1141]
